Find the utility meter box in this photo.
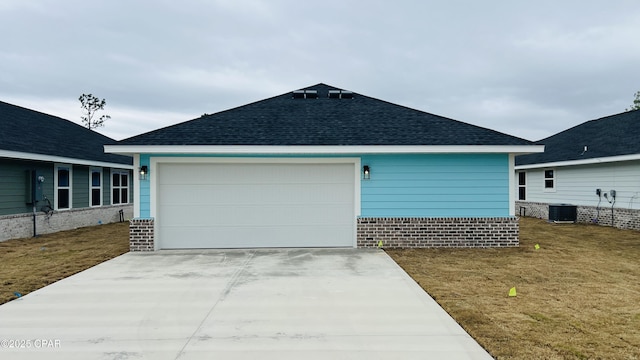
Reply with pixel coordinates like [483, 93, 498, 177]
[25, 170, 45, 205]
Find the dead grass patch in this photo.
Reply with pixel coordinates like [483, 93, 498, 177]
[387, 217, 640, 359]
[0, 223, 129, 304]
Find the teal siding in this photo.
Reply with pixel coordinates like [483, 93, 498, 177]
[0, 159, 53, 216]
[72, 165, 89, 208]
[137, 153, 510, 219]
[361, 154, 510, 217]
[140, 154, 151, 217]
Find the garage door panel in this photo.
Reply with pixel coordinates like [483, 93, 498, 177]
[160, 163, 352, 185]
[160, 225, 354, 248]
[160, 204, 354, 227]
[157, 162, 356, 249]
[159, 183, 353, 205]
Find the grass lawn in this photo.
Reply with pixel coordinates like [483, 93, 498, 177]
[0, 222, 129, 305]
[388, 217, 640, 359]
[1, 217, 639, 359]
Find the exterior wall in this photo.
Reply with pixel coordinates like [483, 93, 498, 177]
[360, 153, 510, 217]
[0, 204, 133, 241]
[130, 153, 517, 250]
[518, 161, 640, 210]
[358, 217, 519, 247]
[0, 159, 53, 216]
[1, 159, 133, 215]
[137, 153, 512, 219]
[72, 165, 89, 208]
[516, 201, 640, 231]
[1, 158, 134, 241]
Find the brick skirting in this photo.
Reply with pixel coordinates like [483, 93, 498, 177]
[129, 217, 520, 251]
[516, 201, 640, 230]
[130, 218, 155, 251]
[357, 217, 519, 248]
[0, 205, 133, 242]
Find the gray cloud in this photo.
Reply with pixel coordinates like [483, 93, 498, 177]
[1, 0, 639, 140]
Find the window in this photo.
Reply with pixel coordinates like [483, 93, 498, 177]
[55, 164, 72, 210]
[544, 169, 555, 191]
[90, 168, 102, 207]
[518, 171, 526, 200]
[111, 170, 129, 204]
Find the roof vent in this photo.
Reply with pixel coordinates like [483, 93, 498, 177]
[292, 90, 318, 99]
[328, 90, 354, 99]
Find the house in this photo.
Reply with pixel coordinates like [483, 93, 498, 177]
[0, 101, 134, 241]
[515, 110, 640, 230]
[105, 84, 543, 251]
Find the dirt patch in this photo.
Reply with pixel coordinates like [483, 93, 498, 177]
[387, 217, 640, 359]
[0, 222, 129, 304]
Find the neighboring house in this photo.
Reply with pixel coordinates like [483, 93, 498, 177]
[0, 101, 134, 241]
[105, 83, 543, 251]
[515, 110, 640, 230]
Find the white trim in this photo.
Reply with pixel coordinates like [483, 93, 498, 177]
[515, 153, 640, 170]
[517, 170, 527, 201]
[105, 144, 544, 155]
[54, 163, 73, 211]
[543, 168, 556, 192]
[0, 149, 133, 169]
[508, 154, 515, 216]
[110, 169, 130, 205]
[149, 157, 361, 250]
[89, 167, 103, 207]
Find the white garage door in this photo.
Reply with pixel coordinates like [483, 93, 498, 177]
[157, 162, 355, 249]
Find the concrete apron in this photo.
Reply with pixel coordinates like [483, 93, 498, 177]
[0, 249, 493, 360]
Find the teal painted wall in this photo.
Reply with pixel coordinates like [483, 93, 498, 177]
[139, 154, 151, 217]
[138, 153, 510, 219]
[360, 154, 509, 217]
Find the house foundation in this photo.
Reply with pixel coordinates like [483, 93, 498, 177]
[357, 217, 519, 248]
[516, 201, 640, 230]
[0, 205, 133, 242]
[129, 216, 521, 251]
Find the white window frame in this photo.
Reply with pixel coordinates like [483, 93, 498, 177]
[517, 171, 526, 200]
[111, 169, 130, 205]
[89, 167, 103, 207]
[54, 163, 73, 210]
[544, 168, 556, 192]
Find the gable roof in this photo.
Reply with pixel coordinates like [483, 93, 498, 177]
[516, 110, 640, 167]
[116, 83, 533, 147]
[0, 100, 132, 166]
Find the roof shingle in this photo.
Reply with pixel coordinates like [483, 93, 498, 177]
[516, 110, 640, 166]
[0, 100, 132, 165]
[117, 83, 533, 147]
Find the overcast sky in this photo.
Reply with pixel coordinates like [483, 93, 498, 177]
[1, 1, 639, 141]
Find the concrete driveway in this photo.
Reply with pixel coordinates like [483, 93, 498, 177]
[0, 249, 492, 359]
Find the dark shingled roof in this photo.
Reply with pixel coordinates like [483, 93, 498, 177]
[516, 110, 640, 166]
[117, 83, 533, 146]
[0, 100, 132, 165]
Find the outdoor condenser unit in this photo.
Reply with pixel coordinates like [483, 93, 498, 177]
[548, 204, 577, 222]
